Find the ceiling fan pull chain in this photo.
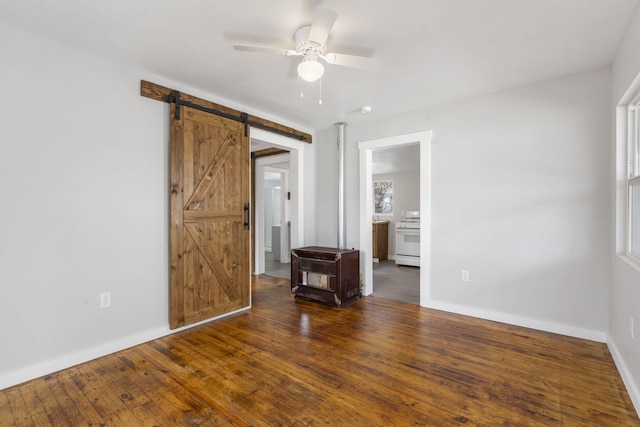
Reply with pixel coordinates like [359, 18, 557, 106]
[318, 78, 323, 105]
[300, 77, 304, 98]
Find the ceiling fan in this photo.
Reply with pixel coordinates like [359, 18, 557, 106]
[233, 6, 382, 83]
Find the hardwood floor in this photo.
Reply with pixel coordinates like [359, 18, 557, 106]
[1, 275, 638, 426]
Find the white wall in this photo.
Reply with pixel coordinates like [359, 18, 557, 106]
[0, 21, 314, 389]
[372, 170, 420, 257]
[610, 3, 640, 414]
[315, 128, 340, 247]
[316, 68, 611, 340]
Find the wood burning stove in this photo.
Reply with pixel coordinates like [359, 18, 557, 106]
[291, 246, 360, 307]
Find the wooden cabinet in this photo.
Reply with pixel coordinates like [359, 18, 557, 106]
[372, 221, 389, 262]
[291, 247, 360, 307]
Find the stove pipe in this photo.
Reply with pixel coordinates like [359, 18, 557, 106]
[335, 122, 347, 249]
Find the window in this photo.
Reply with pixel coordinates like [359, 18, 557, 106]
[373, 180, 393, 215]
[628, 98, 640, 261]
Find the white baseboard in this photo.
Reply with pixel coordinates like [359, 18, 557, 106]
[607, 337, 640, 418]
[0, 326, 171, 391]
[0, 306, 250, 391]
[422, 298, 608, 343]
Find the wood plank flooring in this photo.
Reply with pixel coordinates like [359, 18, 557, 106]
[1, 275, 638, 426]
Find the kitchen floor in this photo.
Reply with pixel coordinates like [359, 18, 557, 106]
[373, 259, 420, 304]
[264, 250, 290, 279]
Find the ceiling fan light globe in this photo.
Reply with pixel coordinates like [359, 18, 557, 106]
[298, 60, 324, 82]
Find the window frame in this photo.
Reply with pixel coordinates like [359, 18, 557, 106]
[627, 98, 640, 263]
[373, 179, 394, 216]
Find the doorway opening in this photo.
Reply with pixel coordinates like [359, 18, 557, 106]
[358, 131, 432, 306]
[257, 160, 291, 279]
[371, 145, 421, 303]
[250, 128, 307, 280]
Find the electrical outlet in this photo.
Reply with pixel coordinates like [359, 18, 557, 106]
[631, 316, 635, 339]
[461, 270, 470, 282]
[100, 292, 111, 308]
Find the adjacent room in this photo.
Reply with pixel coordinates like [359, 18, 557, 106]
[1, 0, 639, 424]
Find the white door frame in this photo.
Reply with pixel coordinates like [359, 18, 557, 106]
[251, 128, 306, 274]
[358, 131, 432, 306]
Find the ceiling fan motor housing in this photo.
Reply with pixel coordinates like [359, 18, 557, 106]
[295, 25, 326, 57]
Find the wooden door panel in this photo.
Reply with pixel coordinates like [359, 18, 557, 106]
[170, 105, 250, 329]
[184, 130, 240, 211]
[184, 222, 239, 301]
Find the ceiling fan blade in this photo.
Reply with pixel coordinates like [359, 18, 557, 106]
[323, 53, 382, 71]
[307, 6, 338, 46]
[233, 44, 298, 56]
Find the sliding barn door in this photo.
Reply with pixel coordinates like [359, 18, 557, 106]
[169, 105, 250, 329]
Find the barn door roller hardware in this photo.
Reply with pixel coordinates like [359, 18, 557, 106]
[167, 90, 246, 125]
[145, 82, 311, 142]
[166, 89, 304, 140]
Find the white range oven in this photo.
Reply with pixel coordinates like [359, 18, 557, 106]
[395, 211, 420, 267]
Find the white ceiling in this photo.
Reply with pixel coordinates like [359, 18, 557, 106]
[0, 0, 637, 132]
[373, 145, 420, 175]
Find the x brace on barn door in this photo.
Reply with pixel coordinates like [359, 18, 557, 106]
[167, 89, 307, 141]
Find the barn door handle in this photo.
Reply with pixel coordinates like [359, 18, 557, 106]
[244, 203, 250, 230]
